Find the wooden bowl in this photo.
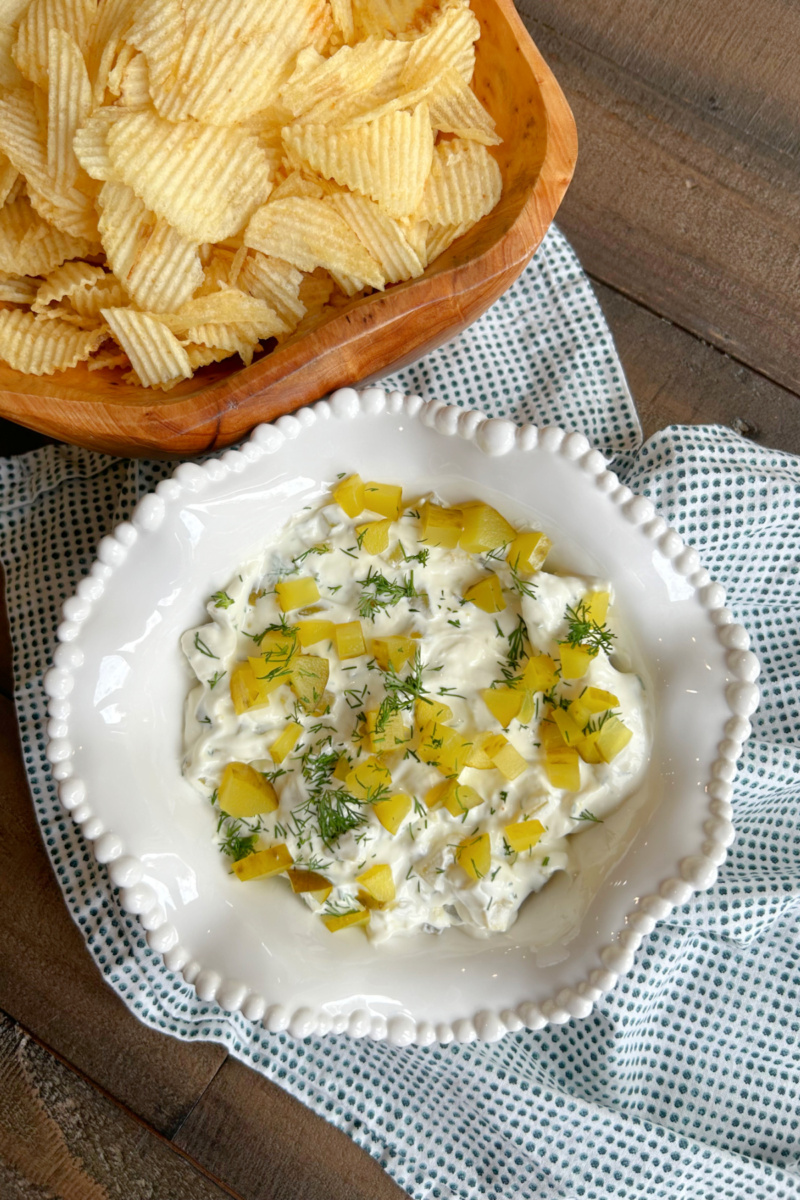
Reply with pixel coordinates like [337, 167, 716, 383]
[0, 0, 577, 459]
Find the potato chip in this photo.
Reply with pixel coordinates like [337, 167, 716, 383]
[84, 0, 136, 104]
[245, 197, 385, 287]
[329, 0, 355, 45]
[351, 0, 427, 38]
[183, 343, 233, 370]
[425, 218, 469, 262]
[418, 138, 501, 226]
[32, 260, 105, 312]
[72, 108, 118, 182]
[105, 110, 274, 243]
[97, 180, 204, 312]
[284, 104, 433, 219]
[105, 39, 136, 96]
[282, 37, 410, 125]
[47, 28, 93, 190]
[237, 252, 306, 330]
[423, 66, 500, 145]
[13, 0, 95, 89]
[0, 194, 94, 275]
[0, 306, 107, 373]
[156, 288, 289, 339]
[0, 22, 24, 87]
[0, 273, 40, 303]
[0, 152, 18, 204]
[329, 191, 424, 283]
[0, 0, 31, 23]
[115, 50, 150, 109]
[70, 272, 128, 318]
[86, 345, 130, 370]
[402, 1, 478, 85]
[101, 306, 193, 387]
[270, 171, 326, 202]
[399, 215, 430, 265]
[178, 323, 263, 366]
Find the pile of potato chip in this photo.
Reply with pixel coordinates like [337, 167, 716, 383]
[0, 0, 503, 390]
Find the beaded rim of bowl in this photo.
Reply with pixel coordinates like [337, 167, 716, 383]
[44, 387, 758, 1046]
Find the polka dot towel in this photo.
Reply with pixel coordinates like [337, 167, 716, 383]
[1, 226, 798, 1200]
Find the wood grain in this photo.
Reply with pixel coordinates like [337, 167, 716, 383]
[0, 1014, 239, 1200]
[0, 0, 577, 459]
[173, 1056, 409, 1200]
[518, 0, 800, 396]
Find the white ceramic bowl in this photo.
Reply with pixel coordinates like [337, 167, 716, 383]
[44, 388, 759, 1045]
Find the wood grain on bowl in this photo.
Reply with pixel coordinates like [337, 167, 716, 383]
[0, 0, 576, 459]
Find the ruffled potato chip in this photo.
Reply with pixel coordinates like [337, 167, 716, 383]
[418, 137, 502, 226]
[329, 191, 424, 283]
[0, 152, 18, 204]
[423, 65, 500, 145]
[237, 251, 306, 330]
[101, 305, 193, 387]
[0, 21, 24, 86]
[0, 306, 106, 372]
[84, 0, 136, 104]
[46, 27, 92, 189]
[13, 0, 95, 89]
[0, 273, 39, 303]
[0, 194, 94, 275]
[32, 259, 105, 311]
[245, 196, 384, 287]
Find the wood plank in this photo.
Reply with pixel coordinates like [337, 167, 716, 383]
[0, 696, 227, 1137]
[518, 1, 800, 394]
[173, 1055, 410, 1200]
[0, 1013, 239, 1200]
[593, 282, 800, 455]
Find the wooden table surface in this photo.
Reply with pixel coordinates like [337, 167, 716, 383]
[2, 3, 800, 1197]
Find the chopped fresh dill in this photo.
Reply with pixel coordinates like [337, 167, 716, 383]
[217, 812, 259, 860]
[438, 686, 465, 699]
[484, 545, 538, 598]
[506, 614, 528, 670]
[447, 618, 462, 628]
[292, 543, 331, 567]
[208, 670, 225, 689]
[250, 615, 293, 646]
[357, 566, 418, 621]
[321, 895, 361, 917]
[400, 543, 430, 566]
[564, 599, 615, 657]
[541, 856, 550, 867]
[374, 650, 431, 733]
[194, 633, 218, 658]
[576, 809, 603, 823]
[211, 590, 234, 609]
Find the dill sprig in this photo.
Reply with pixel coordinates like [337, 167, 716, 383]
[211, 590, 234, 609]
[217, 812, 260, 860]
[313, 788, 368, 844]
[250, 614, 293, 646]
[251, 630, 297, 687]
[484, 546, 538, 598]
[506, 614, 528, 670]
[292, 543, 331, 567]
[564, 600, 615, 657]
[194, 633, 218, 658]
[576, 809, 603, 823]
[374, 650, 433, 733]
[357, 566, 417, 621]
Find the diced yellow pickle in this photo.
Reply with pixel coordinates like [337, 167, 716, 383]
[414, 696, 453, 729]
[522, 654, 559, 693]
[372, 791, 412, 835]
[552, 708, 583, 746]
[356, 863, 395, 903]
[538, 716, 564, 753]
[559, 642, 594, 680]
[290, 654, 329, 712]
[487, 739, 528, 781]
[425, 779, 451, 809]
[544, 747, 581, 791]
[219, 761, 279, 817]
[481, 685, 523, 728]
[458, 502, 516, 554]
[365, 709, 411, 753]
[442, 782, 484, 817]
[417, 722, 472, 775]
[584, 590, 610, 625]
[346, 755, 392, 800]
[455, 832, 491, 881]
[576, 730, 603, 764]
[518, 690, 537, 724]
[506, 530, 552, 573]
[356, 519, 391, 555]
[310, 884, 333, 903]
[334, 620, 366, 659]
[504, 818, 545, 853]
[363, 481, 403, 520]
[230, 660, 274, 714]
[420, 502, 463, 547]
[269, 721, 303, 763]
[596, 716, 633, 762]
[275, 577, 320, 612]
[287, 867, 332, 893]
[322, 906, 370, 932]
[463, 574, 505, 612]
[247, 650, 295, 696]
[295, 619, 335, 648]
[333, 472, 365, 517]
[233, 842, 293, 881]
[371, 635, 417, 673]
[466, 731, 500, 769]
[333, 754, 351, 782]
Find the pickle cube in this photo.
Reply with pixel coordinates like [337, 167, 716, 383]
[420, 502, 463, 547]
[518, 689, 538, 724]
[417, 722, 473, 775]
[455, 832, 491, 881]
[442, 781, 484, 817]
[290, 654, 329, 712]
[538, 716, 564, 753]
[481, 685, 523, 728]
[463, 574, 506, 612]
[275, 576, 320, 612]
[584, 590, 610, 625]
[365, 709, 411, 753]
[486, 738, 528, 781]
[559, 642, 594, 680]
[371, 635, 417, 673]
[504, 818, 545, 853]
[269, 721, 303, 764]
[458, 502, 516, 554]
[322, 906, 370, 932]
[522, 654, 558, 693]
[346, 755, 392, 800]
[230, 660, 274, 715]
[372, 791, 412, 835]
[576, 730, 603, 764]
[356, 863, 395, 903]
[466, 731, 500, 769]
[287, 867, 332, 893]
[333, 472, 365, 517]
[356, 518, 391, 555]
[552, 708, 584, 746]
[333, 754, 351, 781]
[506, 530, 552, 573]
[334, 620, 367, 659]
[414, 695, 453, 730]
[219, 761, 279, 817]
[363, 481, 403, 520]
[596, 716, 633, 762]
[232, 842, 293, 881]
[544, 747, 581, 790]
[295, 619, 335, 648]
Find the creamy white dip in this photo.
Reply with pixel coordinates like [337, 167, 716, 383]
[181, 488, 650, 942]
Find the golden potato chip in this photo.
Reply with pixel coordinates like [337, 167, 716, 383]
[402, 1, 479, 85]
[423, 66, 500, 145]
[0, 22, 24, 87]
[329, 0, 355, 45]
[399, 215, 430, 265]
[425, 219, 469, 261]
[97, 180, 204, 312]
[13, 0, 95, 89]
[0, 0, 30, 24]
[183, 343, 234, 370]
[282, 37, 410, 126]
[284, 105, 433, 219]
[0, 152, 18, 204]
[84, 0, 136, 104]
[0, 194, 94, 275]
[101, 306, 193, 388]
[72, 109, 117, 181]
[70, 272, 128, 318]
[105, 110, 274, 243]
[351, 0, 427, 38]
[47, 28, 93, 190]
[0, 306, 107, 373]
[329, 192, 424, 284]
[156, 288, 290, 340]
[105, 39, 136, 96]
[270, 171, 325, 202]
[115, 49, 150, 108]
[237, 252, 306, 330]
[418, 138, 501, 226]
[178, 323, 263, 366]
[245, 197, 385, 288]
[129, 0, 330, 126]
[0, 273, 39, 303]
[86, 346, 130, 370]
[32, 260, 105, 312]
